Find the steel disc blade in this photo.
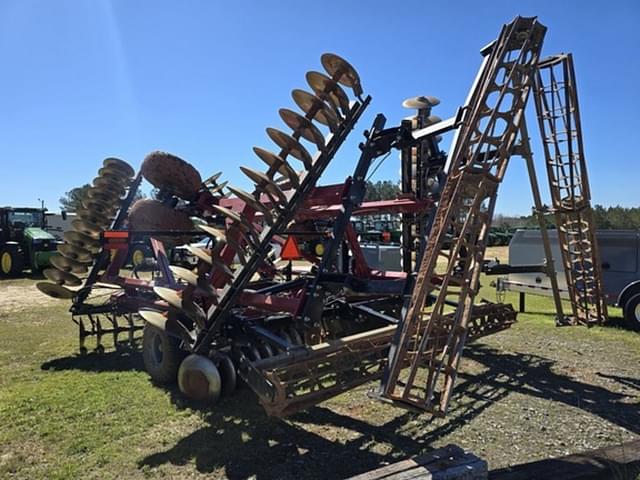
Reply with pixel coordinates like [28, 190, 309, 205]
[306, 71, 350, 114]
[139, 309, 168, 331]
[210, 205, 243, 227]
[226, 185, 273, 223]
[252, 147, 300, 188]
[208, 180, 228, 195]
[185, 245, 213, 265]
[203, 171, 222, 185]
[425, 115, 442, 126]
[239, 166, 287, 205]
[291, 89, 339, 131]
[36, 282, 75, 299]
[170, 265, 199, 287]
[196, 224, 227, 244]
[71, 218, 102, 239]
[402, 95, 441, 110]
[63, 230, 101, 252]
[49, 254, 89, 274]
[278, 109, 326, 149]
[103, 157, 135, 178]
[43, 268, 82, 287]
[320, 53, 363, 95]
[266, 128, 314, 169]
[57, 243, 94, 263]
[153, 286, 183, 310]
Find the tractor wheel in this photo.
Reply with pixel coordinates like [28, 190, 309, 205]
[623, 293, 640, 330]
[142, 323, 186, 384]
[130, 245, 151, 267]
[0, 246, 24, 276]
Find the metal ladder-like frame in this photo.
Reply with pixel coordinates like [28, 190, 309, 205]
[533, 54, 608, 325]
[381, 17, 547, 416]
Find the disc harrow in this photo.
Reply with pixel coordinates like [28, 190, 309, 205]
[39, 18, 605, 421]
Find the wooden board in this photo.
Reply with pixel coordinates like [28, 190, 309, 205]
[349, 444, 488, 480]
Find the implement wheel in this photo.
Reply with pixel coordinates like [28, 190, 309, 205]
[0, 246, 24, 276]
[623, 293, 640, 330]
[142, 323, 186, 384]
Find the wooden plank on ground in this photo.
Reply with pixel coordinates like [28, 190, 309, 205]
[490, 439, 640, 480]
[349, 444, 488, 480]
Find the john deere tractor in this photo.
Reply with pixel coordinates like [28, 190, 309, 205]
[0, 207, 58, 276]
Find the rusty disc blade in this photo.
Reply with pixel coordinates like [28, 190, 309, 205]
[141, 151, 202, 200]
[92, 175, 126, 194]
[252, 147, 300, 188]
[402, 95, 440, 110]
[292, 89, 339, 131]
[306, 71, 350, 115]
[226, 185, 273, 223]
[71, 218, 102, 239]
[57, 243, 94, 263]
[321, 53, 363, 95]
[98, 166, 130, 185]
[82, 197, 117, 216]
[279, 109, 326, 149]
[266, 128, 314, 170]
[64, 230, 101, 252]
[49, 254, 89, 274]
[103, 157, 135, 178]
[75, 208, 111, 227]
[43, 268, 82, 287]
[87, 185, 120, 204]
[36, 282, 75, 299]
[239, 166, 287, 205]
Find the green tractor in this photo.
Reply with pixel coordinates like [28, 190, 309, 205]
[0, 207, 59, 276]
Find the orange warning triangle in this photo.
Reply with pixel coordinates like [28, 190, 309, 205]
[281, 235, 302, 260]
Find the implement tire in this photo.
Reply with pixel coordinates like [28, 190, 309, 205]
[142, 323, 186, 384]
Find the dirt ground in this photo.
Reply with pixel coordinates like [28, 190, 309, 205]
[0, 248, 638, 479]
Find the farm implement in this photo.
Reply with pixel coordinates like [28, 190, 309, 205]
[38, 16, 606, 418]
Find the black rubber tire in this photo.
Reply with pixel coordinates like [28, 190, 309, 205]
[142, 323, 186, 384]
[0, 246, 24, 276]
[623, 293, 640, 330]
[216, 354, 237, 397]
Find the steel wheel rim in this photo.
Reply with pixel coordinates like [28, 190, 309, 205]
[635, 303, 640, 323]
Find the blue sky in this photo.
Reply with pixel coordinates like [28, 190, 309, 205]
[1, 0, 638, 215]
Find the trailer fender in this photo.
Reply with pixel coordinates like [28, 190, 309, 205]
[618, 280, 640, 309]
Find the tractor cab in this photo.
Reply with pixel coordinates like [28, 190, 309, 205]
[0, 207, 58, 276]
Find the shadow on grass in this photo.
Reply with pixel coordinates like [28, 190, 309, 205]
[41, 347, 145, 373]
[135, 344, 640, 479]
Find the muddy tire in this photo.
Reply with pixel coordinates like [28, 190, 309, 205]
[141, 151, 202, 200]
[142, 323, 186, 384]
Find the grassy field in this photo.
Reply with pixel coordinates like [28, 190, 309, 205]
[1, 247, 639, 479]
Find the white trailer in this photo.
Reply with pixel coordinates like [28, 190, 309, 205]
[497, 229, 640, 328]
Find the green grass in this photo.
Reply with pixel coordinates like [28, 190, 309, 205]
[0, 274, 638, 479]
